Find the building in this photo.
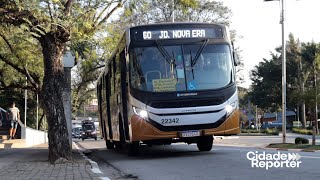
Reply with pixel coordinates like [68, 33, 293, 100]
[261, 111, 296, 129]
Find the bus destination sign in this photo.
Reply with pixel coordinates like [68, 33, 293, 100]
[140, 28, 221, 40]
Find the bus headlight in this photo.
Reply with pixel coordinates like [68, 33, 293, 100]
[133, 107, 148, 119]
[225, 101, 237, 116]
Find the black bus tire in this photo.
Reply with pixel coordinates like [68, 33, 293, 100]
[106, 140, 114, 149]
[197, 136, 213, 151]
[115, 141, 123, 149]
[128, 142, 139, 156]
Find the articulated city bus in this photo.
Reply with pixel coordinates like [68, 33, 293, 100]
[97, 23, 240, 155]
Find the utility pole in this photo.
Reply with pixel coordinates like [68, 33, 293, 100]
[63, 51, 75, 150]
[280, 0, 287, 144]
[256, 105, 258, 131]
[265, 0, 287, 145]
[172, 0, 175, 22]
[312, 61, 317, 145]
[24, 76, 27, 127]
[248, 99, 251, 129]
[36, 94, 39, 130]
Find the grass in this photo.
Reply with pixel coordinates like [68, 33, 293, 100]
[267, 143, 320, 151]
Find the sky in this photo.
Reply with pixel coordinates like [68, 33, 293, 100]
[217, 0, 320, 88]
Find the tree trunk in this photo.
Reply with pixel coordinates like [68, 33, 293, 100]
[298, 48, 307, 128]
[40, 33, 71, 163]
[38, 113, 45, 130]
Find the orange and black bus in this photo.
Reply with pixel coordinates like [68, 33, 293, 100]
[97, 23, 240, 155]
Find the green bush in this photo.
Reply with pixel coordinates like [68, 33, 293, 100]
[292, 128, 313, 135]
[295, 137, 309, 144]
[266, 128, 280, 135]
[241, 128, 279, 135]
[241, 129, 260, 133]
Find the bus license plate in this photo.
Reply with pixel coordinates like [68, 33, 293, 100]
[181, 130, 200, 137]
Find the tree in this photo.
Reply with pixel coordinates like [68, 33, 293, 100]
[71, 41, 103, 115]
[70, 0, 242, 112]
[249, 34, 301, 112]
[121, 0, 230, 25]
[0, 20, 44, 130]
[250, 56, 282, 111]
[300, 42, 320, 145]
[0, 0, 125, 163]
[0, 26, 43, 92]
[249, 34, 320, 138]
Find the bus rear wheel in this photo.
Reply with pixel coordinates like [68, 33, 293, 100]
[106, 140, 114, 149]
[197, 136, 213, 151]
[115, 142, 123, 149]
[128, 142, 139, 156]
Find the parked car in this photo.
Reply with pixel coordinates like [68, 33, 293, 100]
[72, 127, 82, 139]
[81, 120, 97, 140]
[261, 122, 282, 129]
[261, 122, 292, 129]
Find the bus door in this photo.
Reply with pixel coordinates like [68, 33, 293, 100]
[105, 72, 113, 140]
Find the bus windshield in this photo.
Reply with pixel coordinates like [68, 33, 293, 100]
[130, 44, 234, 92]
[83, 124, 95, 131]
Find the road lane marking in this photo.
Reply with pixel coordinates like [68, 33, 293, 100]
[73, 141, 110, 180]
[300, 155, 320, 159]
[214, 136, 239, 139]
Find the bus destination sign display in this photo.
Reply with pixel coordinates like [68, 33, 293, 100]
[140, 28, 221, 40]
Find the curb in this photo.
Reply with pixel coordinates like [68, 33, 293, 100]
[261, 147, 319, 153]
[214, 136, 239, 140]
[215, 143, 320, 153]
[73, 141, 110, 180]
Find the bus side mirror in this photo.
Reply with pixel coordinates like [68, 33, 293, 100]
[233, 51, 240, 66]
[232, 42, 240, 66]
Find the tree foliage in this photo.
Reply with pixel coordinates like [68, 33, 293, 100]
[249, 33, 320, 134]
[71, 0, 242, 114]
[122, 0, 231, 25]
[0, 0, 125, 163]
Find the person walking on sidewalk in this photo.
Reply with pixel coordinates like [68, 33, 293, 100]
[6, 102, 20, 139]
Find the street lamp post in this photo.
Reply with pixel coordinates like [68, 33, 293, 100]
[265, 0, 286, 143]
[63, 51, 75, 150]
[281, 0, 287, 144]
[172, 0, 175, 22]
[24, 76, 27, 127]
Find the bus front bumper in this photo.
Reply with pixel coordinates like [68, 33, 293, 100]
[129, 110, 240, 142]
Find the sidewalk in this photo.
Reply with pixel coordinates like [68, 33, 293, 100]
[0, 143, 101, 180]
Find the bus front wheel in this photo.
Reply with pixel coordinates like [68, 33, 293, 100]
[197, 136, 213, 151]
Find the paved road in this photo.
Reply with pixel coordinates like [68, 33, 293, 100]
[214, 133, 320, 147]
[76, 138, 320, 180]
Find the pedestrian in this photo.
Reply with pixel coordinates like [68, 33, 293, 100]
[6, 102, 20, 140]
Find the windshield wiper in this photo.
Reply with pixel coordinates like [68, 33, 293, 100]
[155, 40, 176, 78]
[189, 49, 195, 80]
[191, 39, 209, 67]
[155, 40, 175, 65]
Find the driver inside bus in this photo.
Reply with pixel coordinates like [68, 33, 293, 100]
[140, 48, 162, 90]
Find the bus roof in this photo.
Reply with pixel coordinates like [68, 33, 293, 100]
[128, 22, 226, 29]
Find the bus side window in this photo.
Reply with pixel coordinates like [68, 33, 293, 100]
[113, 57, 116, 92]
[110, 62, 114, 96]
